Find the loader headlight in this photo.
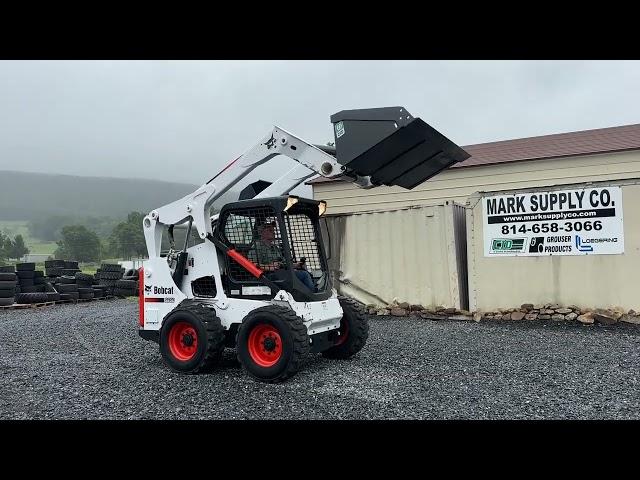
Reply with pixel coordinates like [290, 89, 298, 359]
[284, 196, 299, 212]
[318, 201, 327, 216]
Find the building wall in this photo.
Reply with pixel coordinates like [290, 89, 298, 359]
[467, 179, 640, 311]
[323, 203, 464, 309]
[312, 150, 640, 215]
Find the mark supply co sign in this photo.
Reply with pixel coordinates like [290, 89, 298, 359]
[483, 186, 624, 256]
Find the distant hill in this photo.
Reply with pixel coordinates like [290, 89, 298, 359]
[0, 171, 200, 221]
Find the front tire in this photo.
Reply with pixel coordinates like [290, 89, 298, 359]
[322, 296, 369, 359]
[160, 301, 225, 374]
[236, 305, 309, 383]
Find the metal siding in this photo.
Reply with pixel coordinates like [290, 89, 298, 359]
[313, 150, 640, 215]
[324, 205, 461, 308]
[452, 203, 469, 310]
[468, 180, 640, 311]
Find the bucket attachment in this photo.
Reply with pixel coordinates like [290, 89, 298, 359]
[330, 107, 470, 189]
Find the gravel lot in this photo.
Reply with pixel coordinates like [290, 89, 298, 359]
[1, 299, 639, 419]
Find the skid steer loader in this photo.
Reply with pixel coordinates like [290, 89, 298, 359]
[138, 106, 470, 382]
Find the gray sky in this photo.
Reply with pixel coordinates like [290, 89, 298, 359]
[1, 60, 640, 195]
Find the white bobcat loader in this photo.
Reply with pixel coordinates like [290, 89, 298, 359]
[138, 106, 470, 382]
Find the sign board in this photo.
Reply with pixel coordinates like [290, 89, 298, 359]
[483, 186, 624, 256]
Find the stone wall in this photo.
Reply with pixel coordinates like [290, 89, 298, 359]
[365, 301, 640, 326]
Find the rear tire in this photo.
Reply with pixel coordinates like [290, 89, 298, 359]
[322, 297, 369, 359]
[236, 305, 309, 383]
[159, 301, 225, 374]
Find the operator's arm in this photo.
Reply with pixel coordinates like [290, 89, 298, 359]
[253, 243, 284, 272]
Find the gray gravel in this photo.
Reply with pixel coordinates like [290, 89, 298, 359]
[1, 300, 640, 419]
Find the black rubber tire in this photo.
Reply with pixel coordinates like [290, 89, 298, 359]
[99, 271, 122, 280]
[159, 301, 225, 374]
[79, 292, 94, 300]
[77, 287, 94, 294]
[0, 297, 13, 306]
[321, 297, 370, 360]
[115, 279, 136, 289]
[44, 283, 56, 292]
[16, 271, 35, 279]
[113, 288, 134, 297]
[75, 272, 94, 282]
[124, 269, 137, 277]
[34, 271, 44, 278]
[45, 260, 65, 268]
[15, 292, 48, 304]
[122, 275, 138, 281]
[0, 273, 17, 281]
[60, 292, 79, 301]
[58, 276, 76, 284]
[236, 305, 310, 383]
[19, 279, 34, 287]
[55, 284, 78, 293]
[45, 268, 63, 277]
[64, 261, 78, 269]
[0, 266, 15, 273]
[21, 286, 40, 293]
[34, 277, 47, 285]
[100, 264, 121, 272]
[16, 263, 35, 271]
[93, 289, 104, 298]
[0, 289, 15, 298]
[46, 292, 61, 302]
[0, 280, 17, 289]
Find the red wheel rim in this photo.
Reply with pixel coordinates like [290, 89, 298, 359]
[168, 322, 198, 361]
[334, 318, 349, 346]
[248, 324, 283, 367]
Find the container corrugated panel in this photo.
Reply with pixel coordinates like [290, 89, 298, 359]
[452, 203, 469, 311]
[324, 204, 462, 308]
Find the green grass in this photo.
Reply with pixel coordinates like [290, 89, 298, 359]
[0, 220, 56, 255]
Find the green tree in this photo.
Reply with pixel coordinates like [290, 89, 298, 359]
[109, 211, 147, 259]
[0, 231, 8, 264]
[55, 225, 101, 262]
[7, 234, 29, 260]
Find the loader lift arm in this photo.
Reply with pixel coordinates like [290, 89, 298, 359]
[143, 106, 471, 259]
[143, 126, 365, 258]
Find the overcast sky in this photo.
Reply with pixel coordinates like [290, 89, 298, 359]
[1, 60, 639, 194]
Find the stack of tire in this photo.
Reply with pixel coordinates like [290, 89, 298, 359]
[95, 264, 123, 297]
[14, 263, 50, 304]
[55, 275, 80, 302]
[0, 267, 17, 306]
[113, 268, 139, 298]
[45, 259, 66, 281]
[61, 260, 81, 277]
[75, 272, 102, 300]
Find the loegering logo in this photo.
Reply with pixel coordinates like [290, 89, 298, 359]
[575, 236, 593, 252]
[153, 286, 174, 295]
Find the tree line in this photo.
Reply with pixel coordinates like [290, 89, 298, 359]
[0, 233, 29, 264]
[53, 212, 148, 262]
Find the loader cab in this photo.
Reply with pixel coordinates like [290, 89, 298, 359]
[215, 196, 332, 302]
